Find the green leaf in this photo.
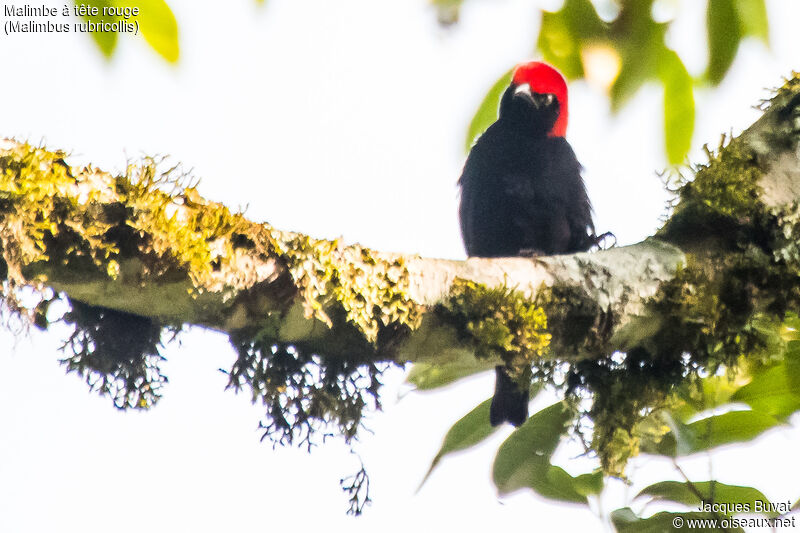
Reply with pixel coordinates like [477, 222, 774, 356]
[786, 340, 800, 386]
[611, 508, 742, 533]
[81, 0, 118, 58]
[532, 464, 590, 503]
[573, 470, 604, 497]
[636, 481, 776, 517]
[407, 357, 493, 390]
[645, 410, 782, 456]
[538, 11, 582, 80]
[609, 60, 645, 113]
[419, 383, 544, 489]
[537, 0, 606, 81]
[658, 49, 694, 164]
[116, 0, 180, 62]
[673, 376, 742, 420]
[464, 68, 513, 152]
[729, 338, 800, 419]
[706, 0, 742, 85]
[735, 0, 768, 42]
[607, 2, 668, 111]
[685, 410, 782, 451]
[419, 397, 498, 488]
[732, 364, 800, 419]
[493, 401, 569, 480]
[492, 401, 587, 502]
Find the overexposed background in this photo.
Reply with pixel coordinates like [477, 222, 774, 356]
[1, 1, 799, 531]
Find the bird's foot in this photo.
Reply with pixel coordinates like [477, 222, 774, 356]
[591, 231, 616, 251]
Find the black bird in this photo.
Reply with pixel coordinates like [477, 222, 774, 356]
[458, 61, 595, 427]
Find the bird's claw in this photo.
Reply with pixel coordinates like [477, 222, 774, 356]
[591, 231, 616, 251]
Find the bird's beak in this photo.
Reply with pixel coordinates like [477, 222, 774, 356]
[513, 84, 552, 109]
[513, 83, 535, 105]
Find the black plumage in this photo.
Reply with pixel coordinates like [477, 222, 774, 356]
[458, 66, 595, 427]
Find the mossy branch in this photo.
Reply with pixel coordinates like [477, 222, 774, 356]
[0, 76, 799, 367]
[0, 141, 687, 365]
[1, 73, 799, 476]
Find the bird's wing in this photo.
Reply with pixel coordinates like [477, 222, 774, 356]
[542, 138, 594, 252]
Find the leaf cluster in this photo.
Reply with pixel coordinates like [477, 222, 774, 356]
[79, 0, 179, 62]
[464, 0, 769, 164]
[422, 316, 800, 529]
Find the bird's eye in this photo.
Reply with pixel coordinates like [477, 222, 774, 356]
[544, 94, 555, 105]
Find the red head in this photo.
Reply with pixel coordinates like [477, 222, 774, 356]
[511, 61, 568, 137]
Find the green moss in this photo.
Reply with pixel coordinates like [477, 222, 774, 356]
[658, 136, 765, 250]
[115, 162, 254, 286]
[270, 233, 422, 346]
[0, 144, 117, 285]
[537, 283, 612, 358]
[0, 142, 260, 300]
[764, 72, 800, 114]
[435, 279, 551, 384]
[684, 139, 763, 220]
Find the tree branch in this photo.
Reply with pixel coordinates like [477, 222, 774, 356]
[1, 74, 799, 371]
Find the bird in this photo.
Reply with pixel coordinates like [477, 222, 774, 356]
[458, 61, 596, 427]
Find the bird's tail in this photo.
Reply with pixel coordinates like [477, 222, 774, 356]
[489, 365, 529, 427]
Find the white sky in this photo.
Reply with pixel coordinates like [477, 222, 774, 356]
[1, 1, 800, 531]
